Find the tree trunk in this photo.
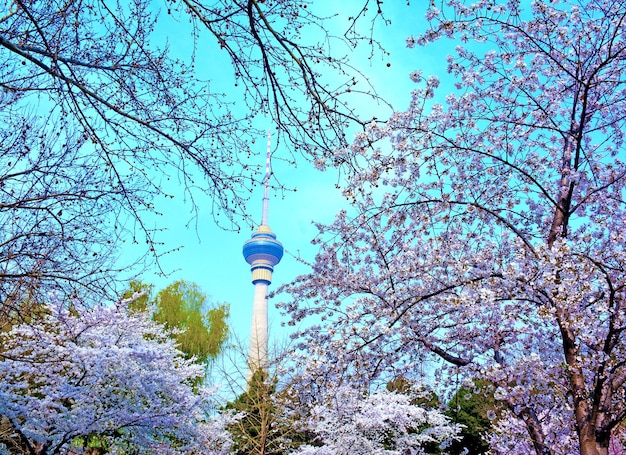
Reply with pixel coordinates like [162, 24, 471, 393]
[579, 430, 609, 455]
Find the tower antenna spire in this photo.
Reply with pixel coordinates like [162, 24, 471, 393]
[262, 129, 271, 226]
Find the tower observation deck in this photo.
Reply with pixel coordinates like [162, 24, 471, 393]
[242, 225, 283, 286]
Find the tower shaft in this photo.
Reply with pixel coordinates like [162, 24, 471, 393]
[248, 282, 269, 373]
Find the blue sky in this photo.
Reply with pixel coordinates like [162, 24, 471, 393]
[131, 1, 458, 375]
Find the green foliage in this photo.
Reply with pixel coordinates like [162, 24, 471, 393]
[154, 280, 229, 364]
[445, 380, 497, 455]
[386, 376, 441, 409]
[123, 280, 154, 313]
[123, 280, 229, 366]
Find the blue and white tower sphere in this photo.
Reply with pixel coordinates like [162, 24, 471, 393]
[242, 225, 283, 285]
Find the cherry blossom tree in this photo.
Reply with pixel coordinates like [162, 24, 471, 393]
[280, 1, 626, 454]
[0, 295, 232, 454]
[0, 0, 391, 305]
[292, 383, 460, 455]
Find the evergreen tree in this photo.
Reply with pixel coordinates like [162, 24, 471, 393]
[226, 369, 282, 455]
[225, 369, 313, 455]
[446, 380, 498, 455]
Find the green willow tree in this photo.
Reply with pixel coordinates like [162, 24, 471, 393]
[126, 280, 229, 368]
